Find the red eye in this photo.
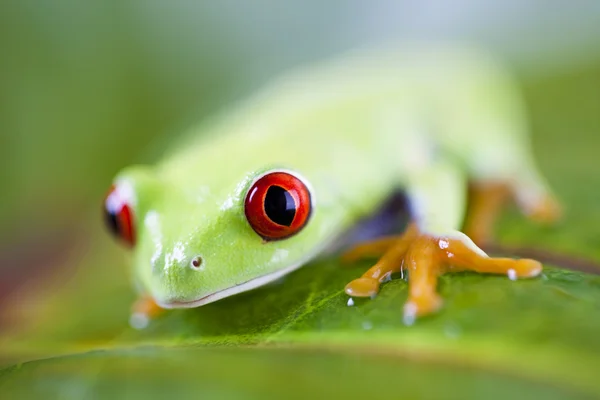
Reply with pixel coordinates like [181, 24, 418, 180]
[103, 184, 135, 246]
[244, 171, 312, 241]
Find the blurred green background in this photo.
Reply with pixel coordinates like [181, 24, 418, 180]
[1, 2, 600, 398]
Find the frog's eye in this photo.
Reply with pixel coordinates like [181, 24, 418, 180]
[103, 184, 135, 246]
[244, 171, 312, 241]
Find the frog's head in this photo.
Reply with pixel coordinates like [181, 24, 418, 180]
[104, 165, 327, 309]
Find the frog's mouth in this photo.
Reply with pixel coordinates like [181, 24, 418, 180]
[156, 261, 304, 309]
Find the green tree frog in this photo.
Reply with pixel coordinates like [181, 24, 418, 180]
[104, 45, 560, 328]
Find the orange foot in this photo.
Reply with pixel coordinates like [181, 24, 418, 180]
[527, 194, 563, 224]
[464, 181, 563, 247]
[463, 182, 511, 246]
[343, 224, 542, 324]
[130, 295, 165, 329]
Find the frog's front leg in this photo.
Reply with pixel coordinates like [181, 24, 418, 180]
[344, 226, 542, 321]
[129, 295, 165, 329]
[343, 159, 542, 322]
[343, 224, 418, 296]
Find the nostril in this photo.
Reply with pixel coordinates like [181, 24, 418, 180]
[190, 256, 203, 270]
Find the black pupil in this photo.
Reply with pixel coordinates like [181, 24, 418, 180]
[264, 185, 296, 226]
[104, 204, 121, 236]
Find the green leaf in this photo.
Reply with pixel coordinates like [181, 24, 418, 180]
[0, 345, 587, 400]
[2, 257, 600, 399]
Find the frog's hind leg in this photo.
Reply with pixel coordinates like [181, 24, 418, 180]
[463, 181, 511, 246]
[511, 168, 562, 225]
[463, 174, 562, 247]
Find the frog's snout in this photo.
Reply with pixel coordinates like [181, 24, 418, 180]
[152, 243, 205, 276]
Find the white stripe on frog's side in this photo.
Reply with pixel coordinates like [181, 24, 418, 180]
[157, 259, 307, 309]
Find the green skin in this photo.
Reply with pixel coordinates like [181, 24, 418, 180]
[113, 46, 554, 309]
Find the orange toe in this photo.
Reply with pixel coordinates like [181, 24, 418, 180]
[529, 196, 562, 224]
[345, 277, 380, 297]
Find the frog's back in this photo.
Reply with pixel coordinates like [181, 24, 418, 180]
[158, 44, 531, 218]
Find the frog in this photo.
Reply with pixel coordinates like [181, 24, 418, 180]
[103, 45, 561, 328]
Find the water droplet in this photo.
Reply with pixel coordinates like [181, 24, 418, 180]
[347, 298, 355, 307]
[382, 271, 392, 282]
[403, 302, 417, 326]
[129, 313, 149, 330]
[507, 269, 517, 281]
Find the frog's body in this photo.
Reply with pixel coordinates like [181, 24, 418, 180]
[108, 46, 559, 324]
